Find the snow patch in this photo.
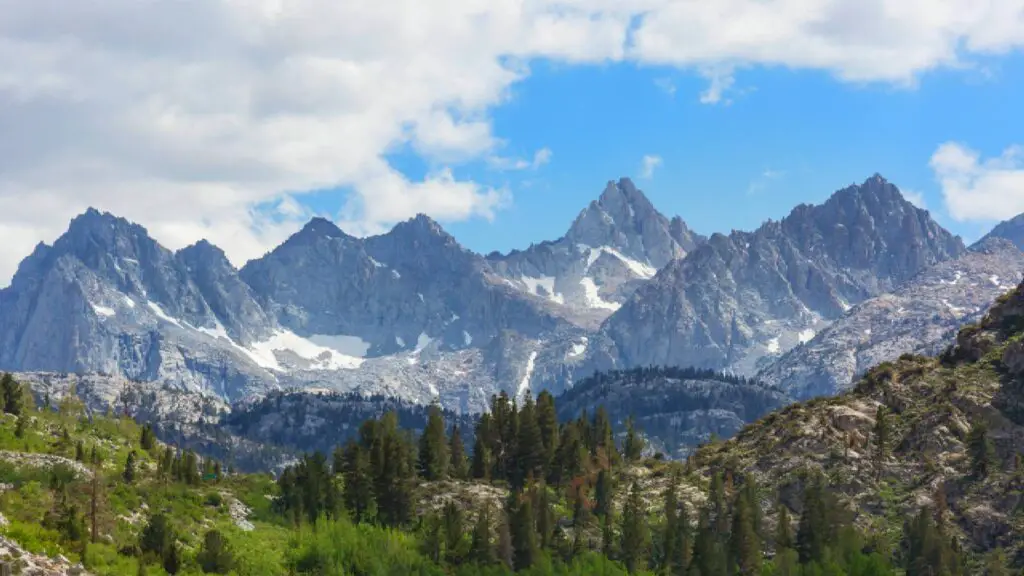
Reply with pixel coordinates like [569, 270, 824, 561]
[798, 329, 817, 344]
[308, 334, 371, 358]
[396, 336, 406, 347]
[463, 331, 473, 346]
[518, 351, 538, 400]
[246, 330, 365, 371]
[146, 301, 182, 327]
[369, 257, 385, 268]
[391, 269, 401, 279]
[990, 275, 1001, 287]
[91, 303, 116, 318]
[122, 295, 136, 309]
[198, 321, 230, 341]
[582, 245, 657, 279]
[579, 277, 621, 311]
[521, 275, 564, 305]
[766, 337, 781, 354]
[567, 337, 589, 359]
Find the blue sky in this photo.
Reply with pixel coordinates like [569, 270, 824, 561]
[4, 0, 1024, 282]
[315, 56, 1024, 254]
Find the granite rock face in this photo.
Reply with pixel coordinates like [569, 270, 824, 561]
[589, 175, 967, 377]
[486, 178, 704, 327]
[757, 238, 1024, 399]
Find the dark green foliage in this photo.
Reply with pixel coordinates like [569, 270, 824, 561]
[1, 372, 23, 416]
[123, 450, 137, 484]
[902, 505, 964, 576]
[470, 505, 497, 565]
[623, 416, 644, 463]
[727, 480, 761, 576]
[196, 529, 235, 574]
[442, 501, 466, 564]
[472, 414, 493, 481]
[419, 404, 450, 481]
[140, 424, 157, 451]
[450, 423, 470, 480]
[536, 391, 559, 474]
[595, 469, 613, 519]
[14, 414, 26, 438]
[776, 504, 793, 551]
[140, 513, 179, 573]
[515, 396, 546, 489]
[967, 420, 997, 478]
[511, 495, 538, 570]
[340, 441, 374, 523]
[75, 440, 85, 462]
[620, 482, 649, 574]
[277, 451, 342, 525]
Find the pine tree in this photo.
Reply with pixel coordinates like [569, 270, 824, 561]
[511, 496, 537, 571]
[418, 404, 449, 481]
[470, 506, 496, 565]
[728, 485, 762, 576]
[776, 504, 793, 551]
[624, 416, 644, 463]
[967, 420, 996, 478]
[601, 503, 616, 559]
[515, 396, 545, 488]
[536, 484, 554, 550]
[592, 407, 618, 465]
[595, 468, 613, 518]
[497, 510, 514, 569]
[1, 373, 23, 416]
[472, 413, 492, 480]
[75, 441, 85, 462]
[536, 390, 559, 475]
[14, 414, 26, 438]
[449, 423, 469, 480]
[674, 501, 692, 576]
[689, 508, 725, 576]
[341, 441, 374, 523]
[140, 424, 156, 451]
[662, 475, 680, 575]
[123, 450, 137, 484]
[621, 482, 650, 574]
[442, 500, 465, 564]
[873, 406, 890, 472]
[196, 529, 235, 574]
[796, 475, 827, 565]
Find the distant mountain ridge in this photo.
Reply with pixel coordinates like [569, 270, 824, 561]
[2, 173, 1020, 424]
[582, 174, 968, 378]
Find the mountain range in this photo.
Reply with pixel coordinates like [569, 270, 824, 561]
[2, 174, 1023, 424]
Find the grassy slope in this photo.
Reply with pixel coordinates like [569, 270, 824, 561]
[0, 403, 289, 575]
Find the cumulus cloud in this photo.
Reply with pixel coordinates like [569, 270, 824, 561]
[1, 0, 1022, 282]
[931, 142, 1024, 222]
[640, 155, 663, 179]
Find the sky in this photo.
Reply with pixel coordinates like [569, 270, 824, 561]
[2, 0, 1024, 284]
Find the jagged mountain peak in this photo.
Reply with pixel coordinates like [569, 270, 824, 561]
[975, 212, 1024, 251]
[291, 216, 348, 242]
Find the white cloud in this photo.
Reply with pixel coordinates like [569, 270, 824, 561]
[640, 155, 663, 179]
[901, 189, 928, 210]
[1, 0, 1023, 282]
[931, 142, 1024, 222]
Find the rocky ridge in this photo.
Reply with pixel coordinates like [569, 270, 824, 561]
[684, 277, 1024, 566]
[587, 174, 967, 378]
[758, 237, 1024, 399]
